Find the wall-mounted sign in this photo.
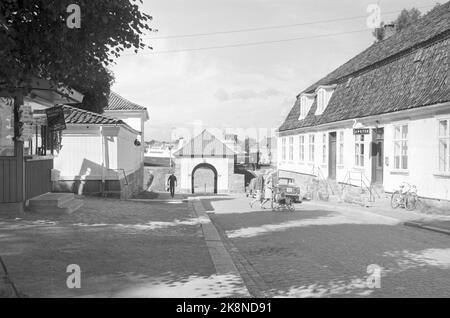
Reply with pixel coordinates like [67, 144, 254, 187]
[46, 106, 66, 131]
[0, 97, 15, 156]
[353, 128, 370, 135]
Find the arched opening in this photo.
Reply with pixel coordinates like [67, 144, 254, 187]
[192, 163, 218, 194]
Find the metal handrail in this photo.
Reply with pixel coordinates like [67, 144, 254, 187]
[341, 170, 380, 202]
[316, 165, 335, 195]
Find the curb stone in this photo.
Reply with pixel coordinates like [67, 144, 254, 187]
[189, 199, 252, 297]
[404, 221, 450, 236]
[208, 213, 272, 298]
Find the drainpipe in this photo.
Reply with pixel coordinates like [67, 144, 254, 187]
[101, 126, 105, 195]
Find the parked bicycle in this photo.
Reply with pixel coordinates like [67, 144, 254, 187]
[391, 182, 418, 211]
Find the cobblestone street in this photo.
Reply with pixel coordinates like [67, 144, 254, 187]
[0, 197, 247, 298]
[206, 196, 450, 298]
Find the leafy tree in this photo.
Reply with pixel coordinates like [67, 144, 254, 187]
[69, 65, 115, 114]
[0, 0, 152, 113]
[395, 8, 421, 32]
[372, 7, 422, 41]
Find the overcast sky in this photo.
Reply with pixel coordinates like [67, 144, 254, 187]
[111, 0, 440, 142]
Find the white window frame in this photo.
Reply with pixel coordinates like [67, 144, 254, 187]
[300, 96, 307, 119]
[299, 135, 305, 162]
[288, 136, 294, 161]
[281, 137, 286, 161]
[322, 133, 327, 165]
[338, 131, 344, 165]
[438, 119, 450, 173]
[393, 124, 408, 171]
[308, 134, 315, 163]
[317, 89, 325, 114]
[355, 134, 365, 167]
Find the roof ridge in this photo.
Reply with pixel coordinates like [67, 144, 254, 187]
[299, 2, 450, 95]
[108, 91, 147, 111]
[62, 104, 124, 124]
[333, 28, 450, 87]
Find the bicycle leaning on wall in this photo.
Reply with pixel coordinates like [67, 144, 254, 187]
[391, 182, 419, 211]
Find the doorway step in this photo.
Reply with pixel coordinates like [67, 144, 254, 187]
[341, 183, 385, 207]
[27, 193, 83, 214]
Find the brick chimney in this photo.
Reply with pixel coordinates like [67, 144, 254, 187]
[383, 23, 396, 40]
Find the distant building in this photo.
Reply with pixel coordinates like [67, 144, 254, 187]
[259, 136, 277, 166]
[174, 130, 244, 194]
[144, 138, 185, 166]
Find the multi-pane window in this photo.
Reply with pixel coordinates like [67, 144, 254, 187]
[281, 137, 286, 161]
[355, 135, 365, 167]
[288, 137, 294, 161]
[322, 134, 327, 164]
[394, 124, 408, 170]
[299, 135, 305, 162]
[300, 96, 307, 119]
[439, 119, 450, 173]
[308, 134, 315, 162]
[317, 89, 325, 113]
[338, 131, 344, 165]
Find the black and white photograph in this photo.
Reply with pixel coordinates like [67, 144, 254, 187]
[0, 0, 450, 303]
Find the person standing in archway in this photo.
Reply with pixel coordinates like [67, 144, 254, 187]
[167, 173, 177, 198]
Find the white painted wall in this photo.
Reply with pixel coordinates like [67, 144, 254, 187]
[177, 157, 233, 193]
[384, 116, 450, 200]
[104, 110, 147, 164]
[278, 111, 450, 200]
[54, 125, 141, 180]
[278, 128, 372, 184]
[117, 127, 142, 175]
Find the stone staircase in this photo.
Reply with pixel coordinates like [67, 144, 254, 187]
[341, 183, 385, 207]
[28, 193, 84, 214]
[305, 178, 341, 202]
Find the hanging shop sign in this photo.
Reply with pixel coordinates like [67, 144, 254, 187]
[46, 106, 66, 131]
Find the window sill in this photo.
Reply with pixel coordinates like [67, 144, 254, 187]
[390, 169, 409, 175]
[433, 172, 450, 178]
[337, 164, 345, 169]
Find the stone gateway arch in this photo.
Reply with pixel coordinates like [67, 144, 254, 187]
[174, 130, 244, 194]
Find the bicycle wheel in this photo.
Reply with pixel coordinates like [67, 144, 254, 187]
[406, 193, 417, 211]
[391, 191, 402, 209]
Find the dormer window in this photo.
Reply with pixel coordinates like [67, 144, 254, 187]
[315, 85, 336, 115]
[299, 93, 315, 120]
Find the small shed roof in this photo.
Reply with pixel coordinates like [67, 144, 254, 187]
[174, 130, 235, 157]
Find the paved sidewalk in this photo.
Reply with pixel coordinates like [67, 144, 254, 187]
[0, 196, 244, 298]
[302, 199, 450, 236]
